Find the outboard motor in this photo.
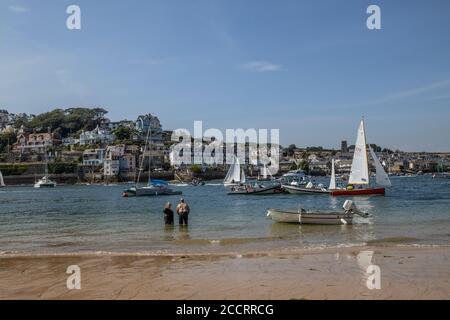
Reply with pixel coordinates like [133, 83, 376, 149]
[343, 200, 369, 217]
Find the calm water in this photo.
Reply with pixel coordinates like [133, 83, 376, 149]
[1, 176, 450, 254]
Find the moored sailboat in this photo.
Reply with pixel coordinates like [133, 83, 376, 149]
[34, 149, 56, 188]
[331, 119, 391, 196]
[224, 155, 245, 186]
[123, 127, 181, 197]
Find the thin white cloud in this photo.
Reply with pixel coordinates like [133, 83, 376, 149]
[240, 61, 282, 73]
[357, 79, 450, 107]
[8, 5, 30, 13]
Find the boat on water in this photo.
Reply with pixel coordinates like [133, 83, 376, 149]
[0, 170, 5, 188]
[228, 182, 284, 195]
[330, 119, 391, 196]
[433, 172, 450, 179]
[223, 155, 246, 186]
[34, 149, 56, 188]
[267, 200, 368, 225]
[283, 181, 330, 194]
[123, 181, 182, 197]
[190, 178, 205, 186]
[282, 159, 338, 195]
[123, 127, 181, 197]
[34, 176, 57, 188]
[282, 170, 307, 183]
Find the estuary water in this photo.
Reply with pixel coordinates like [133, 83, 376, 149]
[0, 176, 449, 255]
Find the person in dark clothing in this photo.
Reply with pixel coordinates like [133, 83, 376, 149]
[176, 198, 190, 226]
[163, 202, 174, 225]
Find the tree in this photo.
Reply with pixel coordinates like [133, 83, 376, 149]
[113, 126, 132, 141]
[25, 107, 108, 138]
[0, 132, 17, 153]
[286, 144, 297, 156]
[299, 160, 309, 172]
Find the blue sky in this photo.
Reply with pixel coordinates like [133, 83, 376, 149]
[1, 0, 450, 151]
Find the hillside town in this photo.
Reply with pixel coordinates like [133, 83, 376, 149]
[1, 107, 449, 185]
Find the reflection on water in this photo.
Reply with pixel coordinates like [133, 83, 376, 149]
[0, 176, 449, 254]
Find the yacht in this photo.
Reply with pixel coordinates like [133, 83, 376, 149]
[34, 176, 56, 188]
[34, 148, 56, 188]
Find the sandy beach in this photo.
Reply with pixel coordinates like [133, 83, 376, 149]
[0, 245, 449, 300]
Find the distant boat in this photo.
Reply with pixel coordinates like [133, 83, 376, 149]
[331, 119, 391, 196]
[267, 200, 369, 225]
[282, 181, 330, 194]
[228, 182, 284, 195]
[224, 155, 245, 186]
[0, 170, 5, 188]
[34, 176, 57, 188]
[123, 127, 181, 197]
[281, 161, 334, 195]
[34, 148, 56, 188]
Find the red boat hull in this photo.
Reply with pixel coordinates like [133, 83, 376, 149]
[331, 188, 385, 196]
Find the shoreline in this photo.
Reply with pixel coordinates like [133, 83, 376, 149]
[1, 244, 449, 300]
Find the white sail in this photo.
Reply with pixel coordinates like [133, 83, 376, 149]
[224, 156, 241, 184]
[261, 164, 272, 179]
[0, 170, 5, 187]
[349, 120, 370, 185]
[329, 159, 336, 190]
[240, 167, 246, 184]
[369, 146, 392, 187]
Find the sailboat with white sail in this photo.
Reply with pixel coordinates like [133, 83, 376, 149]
[34, 148, 56, 188]
[0, 170, 5, 188]
[122, 126, 181, 197]
[226, 156, 283, 194]
[331, 119, 391, 196]
[224, 155, 245, 186]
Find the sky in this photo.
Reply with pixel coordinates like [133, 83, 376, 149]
[1, 0, 450, 151]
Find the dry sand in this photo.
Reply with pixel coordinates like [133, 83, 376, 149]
[0, 245, 449, 300]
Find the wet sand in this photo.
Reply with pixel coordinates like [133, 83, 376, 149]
[0, 245, 449, 300]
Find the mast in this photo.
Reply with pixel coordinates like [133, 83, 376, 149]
[136, 124, 152, 188]
[148, 128, 152, 186]
[44, 145, 49, 178]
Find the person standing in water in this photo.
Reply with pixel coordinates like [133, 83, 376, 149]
[176, 198, 190, 226]
[163, 202, 174, 225]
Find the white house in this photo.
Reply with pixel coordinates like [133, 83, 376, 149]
[82, 149, 105, 166]
[79, 126, 115, 146]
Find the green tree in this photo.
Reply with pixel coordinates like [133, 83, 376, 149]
[0, 132, 17, 153]
[286, 144, 297, 156]
[299, 160, 309, 172]
[113, 126, 132, 141]
[26, 107, 108, 138]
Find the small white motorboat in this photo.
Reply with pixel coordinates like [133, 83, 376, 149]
[282, 181, 331, 195]
[266, 200, 368, 225]
[34, 176, 57, 188]
[228, 182, 284, 195]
